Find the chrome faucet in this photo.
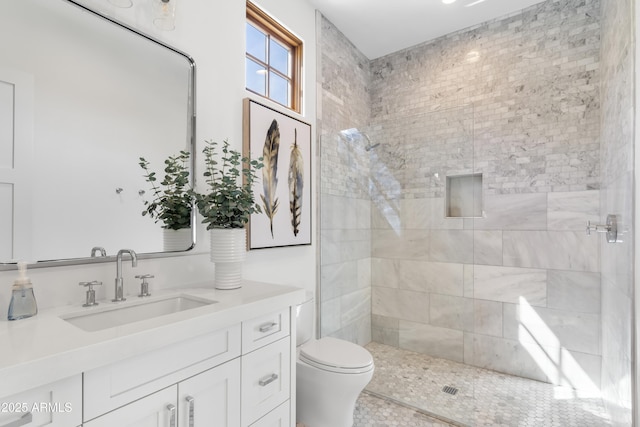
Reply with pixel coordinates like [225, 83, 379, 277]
[113, 249, 137, 302]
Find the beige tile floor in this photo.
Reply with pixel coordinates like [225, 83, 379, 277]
[364, 342, 612, 427]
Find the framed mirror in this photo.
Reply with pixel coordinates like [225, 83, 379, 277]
[0, 0, 196, 269]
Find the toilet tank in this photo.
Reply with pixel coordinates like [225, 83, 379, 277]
[296, 292, 314, 346]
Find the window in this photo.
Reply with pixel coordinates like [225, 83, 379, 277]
[246, 2, 302, 112]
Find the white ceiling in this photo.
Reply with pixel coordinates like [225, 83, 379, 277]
[306, 0, 548, 59]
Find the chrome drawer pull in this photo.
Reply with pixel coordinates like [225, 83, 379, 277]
[1, 412, 32, 427]
[186, 396, 195, 427]
[259, 321, 278, 333]
[167, 403, 176, 427]
[258, 373, 279, 386]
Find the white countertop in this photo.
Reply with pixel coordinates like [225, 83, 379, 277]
[0, 280, 306, 399]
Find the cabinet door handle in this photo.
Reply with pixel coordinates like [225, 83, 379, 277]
[259, 321, 278, 333]
[1, 412, 32, 427]
[186, 395, 195, 427]
[258, 373, 279, 386]
[167, 404, 176, 427]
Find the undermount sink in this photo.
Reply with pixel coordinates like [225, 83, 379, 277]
[61, 295, 216, 332]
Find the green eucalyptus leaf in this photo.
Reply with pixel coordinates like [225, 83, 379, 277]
[193, 139, 263, 229]
[138, 150, 193, 230]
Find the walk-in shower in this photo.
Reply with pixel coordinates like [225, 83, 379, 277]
[318, 0, 634, 424]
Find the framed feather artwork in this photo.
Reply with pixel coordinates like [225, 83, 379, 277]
[243, 98, 312, 249]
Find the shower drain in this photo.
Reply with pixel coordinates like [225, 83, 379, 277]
[442, 385, 459, 396]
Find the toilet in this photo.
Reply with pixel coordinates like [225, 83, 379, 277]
[296, 294, 374, 427]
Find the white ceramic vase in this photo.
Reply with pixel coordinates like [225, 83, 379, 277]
[210, 228, 247, 290]
[163, 228, 192, 252]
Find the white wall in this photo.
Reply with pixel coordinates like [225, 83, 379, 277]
[0, 0, 317, 313]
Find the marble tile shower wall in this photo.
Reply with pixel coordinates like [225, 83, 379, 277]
[369, 0, 604, 391]
[318, 15, 372, 345]
[369, 0, 601, 196]
[371, 191, 602, 390]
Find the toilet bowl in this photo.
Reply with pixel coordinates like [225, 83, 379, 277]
[296, 295, 374, 427]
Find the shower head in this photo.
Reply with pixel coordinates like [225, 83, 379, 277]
[339, 128, 380, 151]
[339, 128, 359, 142]
[361, 132, 380, 151]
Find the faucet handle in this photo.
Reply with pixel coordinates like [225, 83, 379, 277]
[135, 274, 154, 297]
[90, 246, 107, 257]
[79, 281, 102, 307]
[79, 280, 102, 288]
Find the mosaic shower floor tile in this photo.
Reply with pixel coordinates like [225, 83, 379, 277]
[364, 342, 612, 427]
[354, 392, 456, 427]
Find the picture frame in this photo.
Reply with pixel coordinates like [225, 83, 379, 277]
[243, 98, 312, 249]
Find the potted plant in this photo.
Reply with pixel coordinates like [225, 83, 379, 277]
[139, 150, 193, 251]
[193, 139, 263, 289]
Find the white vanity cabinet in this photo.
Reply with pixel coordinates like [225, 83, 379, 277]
[249, 402, 290, 427]
[178, 359, 241, 426]
[82, 386, 176, 427]
[241, 308, 292, 427]
[83, 325, 241, 426]
[80, 306, 296, 427]
[0, 375, 82, 427]
[83, 359, 240, 427]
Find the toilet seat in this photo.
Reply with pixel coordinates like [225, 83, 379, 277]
[299, 337, 374, 374]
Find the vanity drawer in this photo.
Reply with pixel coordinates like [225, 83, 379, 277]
[242, 308, 290, 354]
[249, 400, 290, 427]
[83, 324, 241, 421]
[0, 375, 81, 427]
[82, 385, 176, 427]
[241, 337, 291, 427]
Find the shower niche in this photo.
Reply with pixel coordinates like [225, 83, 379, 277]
[446, 173, 483, 218]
